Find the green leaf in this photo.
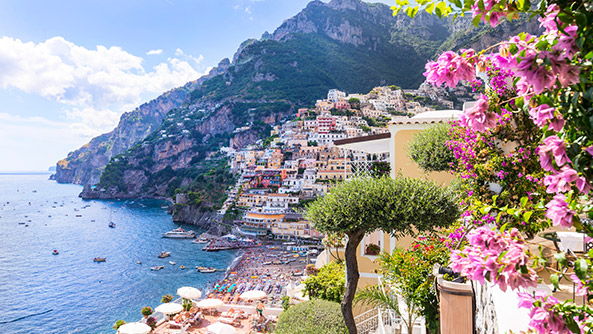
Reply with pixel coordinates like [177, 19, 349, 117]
[516, 0, 530, 11]
[523, 211, 532, 223]
[425, 2, 435, 14]
[575, 258, 588, 280]
[472, 13, 482, 27]
[550, 273, 559, 289]
[520, 196, 528, 208]
[554, 252, 567, 267]
[500, 223, 508, 233]
[575, 12, 587, 27]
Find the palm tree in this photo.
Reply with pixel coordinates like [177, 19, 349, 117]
[354, 283, 421, 334]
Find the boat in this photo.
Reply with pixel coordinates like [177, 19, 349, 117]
[196, 266, 207, 270]
[162, 227, 196, 239]
[200, 267, 216, 273]
[93, 257, 106, 262]
[180, 265, 185, 270]
[169, 261, 176, 265]
[108, 222, 116, 228]
[136, 261, 142, 264]
[157, 251, 171, 258]
[192, 237, 209, 244]
[150, 266, 164, 271]
[52, 250, 59, 255]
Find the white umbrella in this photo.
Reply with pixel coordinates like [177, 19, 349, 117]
[155, 302, 184, 315]
[177, 286, 202, 300]
[207, 322, 237, 334]
[117, 322, 151, 334]
[196, 298, 224, 309]
[240, 290, 266, 300]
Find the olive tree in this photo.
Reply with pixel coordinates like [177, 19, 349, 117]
[306, 176, 459, 334]
[407, 123, 455, 172]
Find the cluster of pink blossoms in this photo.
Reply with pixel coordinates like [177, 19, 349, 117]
[460, 94, 499, 132]
[517, 291, 575, 334]
[424, 49, 476, 88]
[450, 227, 538, 291]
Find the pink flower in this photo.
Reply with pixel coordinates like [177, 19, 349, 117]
[539, 4, 560, 34]
[424, 50, 476, 88]
[538, 136, 570, 171]
[450, 227, 538, 292]
[576, 177, 591, 194]
[586, 146, 593, 156]
[570, 274, 589, 296]
[460, 95, 497, 132]
[543, 166, 578, 194]
[545, 194, 575, 228]
[529, 104, 555, 129]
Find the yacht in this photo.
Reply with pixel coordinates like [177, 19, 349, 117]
[93, 257, 106, 262]
[158, 251, 171, 258]
[162, 227, 196, 239]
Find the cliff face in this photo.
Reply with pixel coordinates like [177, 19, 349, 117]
[55, 60, 231, 185]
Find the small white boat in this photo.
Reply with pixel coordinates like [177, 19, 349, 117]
[158, 251, 171, 258]
[162, 227, 195, 239]
[199, 267, 216, 273]
[136, 261, 142, 264]
[169, 261, 176, 265]
[192, 238, 209, 244]
[150, 266, 164, 271]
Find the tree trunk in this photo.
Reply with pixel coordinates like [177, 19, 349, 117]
[342, 230, 365, 334]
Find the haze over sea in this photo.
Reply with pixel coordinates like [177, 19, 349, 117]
[0, 174, 237, 334]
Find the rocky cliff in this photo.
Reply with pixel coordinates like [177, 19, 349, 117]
[55, 59, 231, 185]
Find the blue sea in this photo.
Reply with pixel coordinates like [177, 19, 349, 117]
[0, 174, 237, 334]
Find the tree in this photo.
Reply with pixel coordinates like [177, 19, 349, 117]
[407, 123, 455, 172]
[276, 299, 347, 334]
[306, 177, 459, 334]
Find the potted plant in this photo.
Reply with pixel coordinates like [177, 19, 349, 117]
[113, 320, 126, 330]
[161, 294, 174, 303]
[146, 316, 157, 330]
[364, 243, 380, 255]
[182, 298, 192, 311]
[141, 306, 153, 318]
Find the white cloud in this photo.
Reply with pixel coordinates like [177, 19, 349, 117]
[0, 36, 209, 134]
[147, 49, 163, 55]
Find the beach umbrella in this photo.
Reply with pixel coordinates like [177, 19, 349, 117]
[177, 286, 202, 300]
[206, 322, 236, 334]
[117, 322, 151, 334]
[196, 298, 224, 309]
[155, 302, 184, 315]
[240, 290, 266, 300]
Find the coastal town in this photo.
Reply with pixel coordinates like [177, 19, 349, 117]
[194, 84, 475, 244]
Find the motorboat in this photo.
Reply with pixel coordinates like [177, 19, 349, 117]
[199, 267, 216, 273]
[180, 265, 185, 270]
[192, 237, 209, 244]
[93, 257, 106, 262]
[150, 266, 164, 271]
[169, 261, 176, 265]
[108, 222, 116, 228]
[52, 250, 59, 255]
[162, 227, 196, 239]
[157, 251, 171, 258]
[136, 261, 142, 264]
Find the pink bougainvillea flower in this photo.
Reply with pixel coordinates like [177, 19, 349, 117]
[576, 176, 591, 194]
[586, 146, 593, 156]
[538, 136, 571, 171]
[539, 4, 560, 34]
[460, 95, 498, 132]
[545, 194, 575, 228]
[529, 104, 555, 129]
[424, 50, 476, 88]
[543, 166, 578, 194]
[570, 274, 589, 296]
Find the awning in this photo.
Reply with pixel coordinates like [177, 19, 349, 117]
[334, 133, 390, 154]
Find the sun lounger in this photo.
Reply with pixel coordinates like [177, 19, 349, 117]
[169, 323, 190, 334]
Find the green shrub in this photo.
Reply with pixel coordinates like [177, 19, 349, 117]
[161, 294, 174, 303]
[112, 320, 126, 329]
[281, 296, 291, 311]
[141, 306, 153, 316]
[304, 262, 345, 303]
[407, 123, 455, 172]
[276, 300, 347, 334]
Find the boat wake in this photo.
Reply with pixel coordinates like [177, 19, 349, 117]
[0, 309, 53, 324]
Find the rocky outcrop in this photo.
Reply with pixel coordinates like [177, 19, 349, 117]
[55, 59, 231, 185]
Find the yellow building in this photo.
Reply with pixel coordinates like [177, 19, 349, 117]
[271, 213, 322, 240]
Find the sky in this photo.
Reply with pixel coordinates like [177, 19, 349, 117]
[0, 0, 393, 171]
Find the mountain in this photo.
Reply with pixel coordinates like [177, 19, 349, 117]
[60, 0, 540, 205]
